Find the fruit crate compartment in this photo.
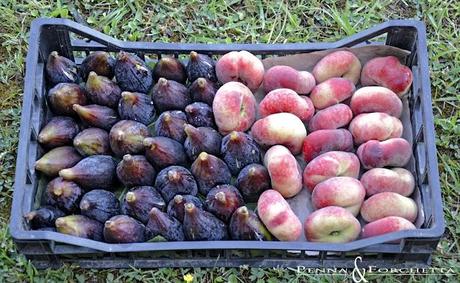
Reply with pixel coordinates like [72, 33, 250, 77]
[10, 18, 444, 269]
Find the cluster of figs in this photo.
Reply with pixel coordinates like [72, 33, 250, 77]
[27, 50, 274, 243]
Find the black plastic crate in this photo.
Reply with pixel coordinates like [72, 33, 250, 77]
[10, 18, 444, 269]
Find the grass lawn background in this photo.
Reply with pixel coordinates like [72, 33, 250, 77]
[0, 0, 458, 282]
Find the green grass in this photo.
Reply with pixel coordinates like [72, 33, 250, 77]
[0, 0, 459, 281]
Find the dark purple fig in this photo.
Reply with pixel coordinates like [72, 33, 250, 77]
[183, 202, 227, 240]
[121, 186, 166, 224]
[229, 206, 273, 240]
[55, 215, 103, 241]
[48, 83, 87, 116]
[115, 51, 153, 93]
[154, 166, 198, 202]
[188, 78, 217, 106]
[154, 111, 187, 143]
[85, 71, 121, 108]
[44, 177, 83, 213]
[35, 146, 82, 177]
[166, 194, 203, 223]
[73, 128, 111, 156]
[24, 206, 65, 230]
[116, 154, 156, 187]
[153, 57, 186, 84]
[73, 104, 119, 130]
[103, 215, 146, 243]
[38, 116, 79, 149]
[143, 137, 188, 169]
[80, 51, 115, 80]
[46, 51, 79, 85]
[146, 207, 184, 241]
[150, 78, 191, 112]
[186, 52, 217, 82]
[80, 189, 120, 223]
[191, 152, 231, 195]
[59, 155, 117, 190]
[185, 102, 216, 128]
[118, 91, 156, 125]
[236, 164, 270, 202]
[206, 185, 244, 222]
[109, 120, 150, 157]
[184, 124, 222, 160]
[221, 131, 261, 175]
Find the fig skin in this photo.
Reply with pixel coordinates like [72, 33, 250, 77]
[103, 215, 146, 243]
[38, 116, 79, 149]
[59, 155, 117, 190]
[44, 177, 83, 213]
[153, 57, 186, 84]
[115, 51, 153, 93]
[85, 71, 122, 108]
[143, 137, 188, 169]
[73, 104, 119, 130]
[79, 189, 120, 223]
[183, 202, 228, 241]
[185, 102, 216, 128]
[154, 166, 198, 202]
[188, 78, 217, 106]
[229, 206, 273, 241]
[154, 111, 187, 143]
[118, 91, 156, 125]
[184, 124, 222, 161]
[109, 120, 150, 157]
[150, 78, 191, 112]
[35, 146, 82, 177]
[236, 163, 271, 202]
[73, 128, 111, 156]
[116, 154, 156, 187]
[48, 83, 87, 116]
[191, 152, 231, 195]
[55, 215, 103, 241]
[166, 194, 204, 223]
[46, 51, 79, 85]
[221, 131, 261, 175]
[121, 186, 166, 224]
[80, 51, 115, 80]
[24, 206, 65, 230]
[205, 184, 244, 222]
[186, 51, 217, 82]
[146, 207, 185, 241]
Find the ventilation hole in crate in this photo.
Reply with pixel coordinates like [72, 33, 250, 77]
[416, 142, 427, 180]
[286, 250, 302, 258]
[25, 168, 33, 185]
[143, 53, 159, 66]
[72, 51, 87, 63]
[178, 53, 189, 61]
[135, 52, 146, 61]
[246, 250, 265, 258]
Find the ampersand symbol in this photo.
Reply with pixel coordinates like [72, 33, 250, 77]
[352, 256, 368, 283]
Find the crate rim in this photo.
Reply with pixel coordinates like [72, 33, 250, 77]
[10, 18, 445, 254]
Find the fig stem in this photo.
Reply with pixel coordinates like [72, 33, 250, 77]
[238, 206, 249, 215]
[80, 200, 90, 211]
[229, 131, 239, 141]
[190, 51, 198, 61]
[197, 78, 206, 88]
[174, 195, 184, 203]
[215, 192, 226, 203]
[185, 202, 195, 211]
[24, 212, 36, 221]
[126, 192, 136, 203]
[198, 152, 208, 161]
